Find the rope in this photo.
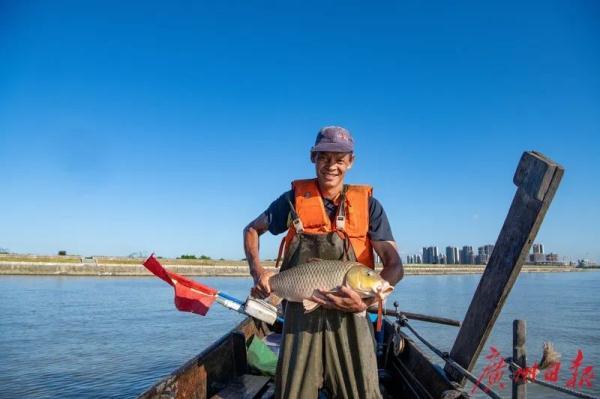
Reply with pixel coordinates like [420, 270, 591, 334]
[395, 314, 600, 399]
[506, 360, 599, 399]
[396, 315, 502, 399]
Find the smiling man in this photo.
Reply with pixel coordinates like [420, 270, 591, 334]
[243, 126, 403, 399]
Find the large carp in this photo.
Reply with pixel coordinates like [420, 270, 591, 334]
[269, 259, 393, 313]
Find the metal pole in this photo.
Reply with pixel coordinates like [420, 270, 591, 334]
[368, 308, 461, 327]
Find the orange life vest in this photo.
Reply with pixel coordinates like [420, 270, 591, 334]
[280, 179, 375, 268]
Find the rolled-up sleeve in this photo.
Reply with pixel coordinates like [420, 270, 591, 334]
[265, 190, 293, 235]
[368, 197, 395, 242]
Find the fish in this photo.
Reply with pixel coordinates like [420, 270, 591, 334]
[268, 259, 393, 314]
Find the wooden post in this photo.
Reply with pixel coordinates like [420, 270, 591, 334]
[444, 151, 564, 383]
[512, 320, 527, 399]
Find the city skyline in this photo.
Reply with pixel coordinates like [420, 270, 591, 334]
[405, 242, 571, 265]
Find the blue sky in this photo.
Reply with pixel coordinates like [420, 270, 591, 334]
[1, 1, 599, 262]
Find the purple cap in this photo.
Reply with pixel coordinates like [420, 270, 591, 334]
[311, 126, 354, 153]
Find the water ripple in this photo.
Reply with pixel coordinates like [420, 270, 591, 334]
[0, 273, 598, 398]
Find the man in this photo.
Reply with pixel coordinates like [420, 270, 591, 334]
[243, 126, 403, 399]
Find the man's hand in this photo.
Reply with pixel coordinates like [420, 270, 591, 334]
[251, 269, 274, 299]
[310, 286, 377, 313]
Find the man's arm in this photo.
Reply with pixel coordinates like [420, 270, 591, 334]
[366, 197, 403, 284]
[372, 240, 404, 286]
[243, 212, 273, 298]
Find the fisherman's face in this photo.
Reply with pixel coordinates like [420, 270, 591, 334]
[313, 152, 355, 191]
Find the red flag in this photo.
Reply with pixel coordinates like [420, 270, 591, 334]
[143, 254, 218, 316]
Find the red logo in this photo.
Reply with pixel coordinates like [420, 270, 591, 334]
[473, 347, 595, 393]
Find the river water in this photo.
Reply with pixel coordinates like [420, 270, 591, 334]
[0, 272, 598, 398]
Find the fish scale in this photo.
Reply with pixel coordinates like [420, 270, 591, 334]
[269, 260, 361, 302]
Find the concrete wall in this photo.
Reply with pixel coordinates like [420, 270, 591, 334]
[0, 261, 577, 276]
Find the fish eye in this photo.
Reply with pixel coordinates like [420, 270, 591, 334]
[367, 271, 373, 276]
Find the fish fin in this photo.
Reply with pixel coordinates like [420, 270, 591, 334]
[312, 286, 341, 296]
[302, 299, 320, 313]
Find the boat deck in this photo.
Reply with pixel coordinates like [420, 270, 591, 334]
[139, 315, 457, 399]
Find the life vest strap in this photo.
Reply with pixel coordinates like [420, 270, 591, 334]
[275, 235, 286, 268]
[335, 229, 352, 261]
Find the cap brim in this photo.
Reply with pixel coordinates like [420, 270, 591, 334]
[311, 143, 354, 153]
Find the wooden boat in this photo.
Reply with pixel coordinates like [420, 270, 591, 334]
[138, 315, 463, 399]
[138, 152, 564, 399]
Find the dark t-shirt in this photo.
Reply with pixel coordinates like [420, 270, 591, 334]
[265, 190, 395, 242]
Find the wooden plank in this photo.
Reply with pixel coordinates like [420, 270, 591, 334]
[259, 382, 275, 399]
[210, 374, 271, 399]
[138, 318, 261, 399]
[444, 151, 564, 383]
[204, 332, 249, 396]
[231, 332, 248, 376]
[512, 320, 527, 399]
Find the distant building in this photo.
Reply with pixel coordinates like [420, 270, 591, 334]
[422, 246, 439, 264]
[482, 244, 494, 256]
[529, 253, 546, 263]
[578, 259, 595, 268]
[446, 246, 459, 265]
[476, 244, 495, 264]
[406, 254, 424, 264]
[461, 246, 475, 265]
[527, 244, 565, 265]
[528, 252, 564, 265]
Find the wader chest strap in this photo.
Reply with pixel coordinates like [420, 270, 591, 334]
[335, 185, 348, 232]
[286, 196, 304, 234]
[275, 194, 304, 268]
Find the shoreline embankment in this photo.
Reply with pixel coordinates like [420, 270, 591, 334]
[0, 261, 587, 277]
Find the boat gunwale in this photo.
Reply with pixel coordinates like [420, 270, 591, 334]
[137, 317, 265, 398]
